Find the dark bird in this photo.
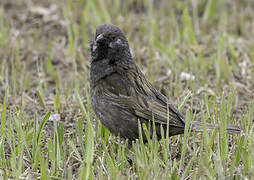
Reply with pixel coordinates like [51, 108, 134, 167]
[90, 24, 241, 141]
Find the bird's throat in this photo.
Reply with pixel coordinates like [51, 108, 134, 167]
[90, 59, 116, 87]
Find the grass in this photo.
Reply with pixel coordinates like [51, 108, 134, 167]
[0, 0, 254, 179]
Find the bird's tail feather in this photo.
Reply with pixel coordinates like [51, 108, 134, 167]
[191, 121, 242, 135]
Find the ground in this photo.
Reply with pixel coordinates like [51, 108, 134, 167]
[0, 0, 253, 179]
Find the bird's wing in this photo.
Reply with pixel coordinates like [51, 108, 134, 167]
[134, 98, 185, 128]
[102, 61, 186, 128]
[104, 90, 185, 128]
[127, 62, 185, 127]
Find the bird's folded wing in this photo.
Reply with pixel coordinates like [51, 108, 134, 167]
[134, 99, 185, 128]
[104, 91, 185, 128]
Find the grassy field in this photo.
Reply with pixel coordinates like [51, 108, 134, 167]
[0, 0, 254, 179]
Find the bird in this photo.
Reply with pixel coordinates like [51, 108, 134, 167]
[90, 24, 241, 142]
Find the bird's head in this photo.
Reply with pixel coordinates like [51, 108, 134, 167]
[90, 24, 130, 63]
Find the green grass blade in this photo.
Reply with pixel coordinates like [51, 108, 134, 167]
[1, 89, 7, 136]
[37, 112, 51, 143]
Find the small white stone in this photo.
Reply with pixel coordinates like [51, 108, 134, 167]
[49, 114, 61, 122]
[167, 69, 172, 76]
[180, 72, 195, 81]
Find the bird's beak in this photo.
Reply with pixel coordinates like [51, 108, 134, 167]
[92, 34, 105, 52]
[95, 33, 104, 44]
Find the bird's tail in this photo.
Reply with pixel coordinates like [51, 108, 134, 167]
[191, 121, 242, 135]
